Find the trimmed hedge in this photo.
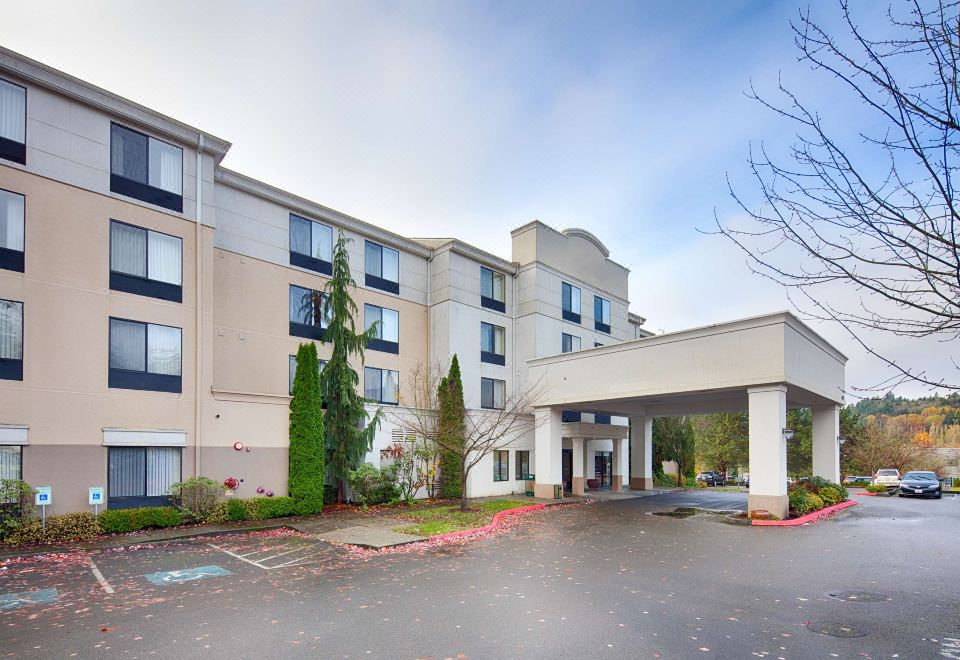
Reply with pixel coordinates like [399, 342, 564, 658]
[98, 506, 183, 534]
[5, 512, 102, 544]
[206, 496, 299, 524]
[818, 486, 842, 506]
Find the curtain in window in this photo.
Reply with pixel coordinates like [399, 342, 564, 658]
[0, 446, 20, 481]
[365, 242, 381, 277]
[492, 272, 505, 301]
[147, 324, 181, 375]
[289, 354, 297, 395]
[110, 319, 145, 370]
[289, 285, 307, 324]
[110, 222, 147, 277]
[571, 286, 580, 313]
[0, 300, 23, 360]
[289, 215, 311, 255]
[146, 447, 180, 496]
[381, 309, 399, 342]
[481, 323, 492, 353]
[364, 367, 381, 400]
[148, 138, 182, 194]
[493, 326, 504, 354]
[111, 125, 147, 183]
[382, 370, 398, 404]
[364, 304, 380, 335]
[493, 379, 504, 408]
[0, 190, 24, 252]
[481, 378, 493, 408]
[148, 231, 182, 285]
[0, 80, 25, 143]
[313, 223, 332, 261]
[481, 268, 493, 298]
[109, 448, 146, 497]
[382, 246, 399, 282]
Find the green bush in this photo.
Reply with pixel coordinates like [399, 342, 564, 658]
[98, 506, 183, 534]
[653, 473, 676, 488]
[5, 512, 102, 545]
[348, 463, 399, 505]
[789, 489, 816, 515]
[168, 477, 225, 521]
[226, 498, 252, 521]
[801, 476, 848, 501]
[206, 501, 230, 524]
[807, 493, 824, 510]
[250, 496, 297, 519]
[289, 342, 326, 514]
[865, 483, 887, 493]
[818, 486, 842, 506]
[0, 479, 35, 540]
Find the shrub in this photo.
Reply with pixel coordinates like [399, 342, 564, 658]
[227, 498, 253, 521]
[818, 486, 842, 506]
[348, 463, 399, 505]
[206, 501, 230, 524]
[0, 479, 35, 540]
[5, 512, 102, 545]
[789, 489, 817, 515]
[168, 477, 225, 521]
[865, 484, 887, 493]
[250, 496, 297, 519]
[801, 476, 848, 501]
[289, 342, 325, 514]
[807, 493, 825, 511]
[98, 506, 183, 534]
[653, 473, 676, 488]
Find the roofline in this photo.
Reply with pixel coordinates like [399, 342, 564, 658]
[0, 46, 232, 161]
[628, 312, 647, 325]
[410, 238, 518, 274]
[510, 220, 630, 273]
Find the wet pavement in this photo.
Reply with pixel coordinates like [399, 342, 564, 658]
[0, 490, 957, 658]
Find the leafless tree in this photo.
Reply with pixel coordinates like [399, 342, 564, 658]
[390, 362, 543, 510]
[717, 0, 960, 392]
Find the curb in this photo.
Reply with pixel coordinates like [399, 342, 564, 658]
[854, 492, 878, 497]
[752, 500, 857, 526]
[429, 504, 547, 541]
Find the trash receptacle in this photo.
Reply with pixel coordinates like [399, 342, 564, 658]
[554, 484, 563, 499]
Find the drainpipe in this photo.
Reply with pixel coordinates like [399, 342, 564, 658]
[194, 135, 204, 477]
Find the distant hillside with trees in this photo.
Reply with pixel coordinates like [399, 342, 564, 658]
[853, 392, 960, 448]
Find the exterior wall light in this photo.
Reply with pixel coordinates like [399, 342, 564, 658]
[838, 435, 847, 446]
[782, 428, 796, 441]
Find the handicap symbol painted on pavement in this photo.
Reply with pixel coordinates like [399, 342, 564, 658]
[143, 565, 232, 585]
[0, 588, 59, 610]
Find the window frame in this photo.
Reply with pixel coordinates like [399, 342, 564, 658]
[0, 78, 26, 166]
[107, 446, 182, 509]
[562, 410, 582, 422]
[364, 303, 400, 354]
[515, 450, 530, 481]
[289, 284, 328, 341]
[480, 266, 506, 313]
[0, 298, 23, 381]
[493, 450, 510, 482]
[594, 413, 612, 424]
[107, 317, 183, 393]
[109, 122, 184, 213]
[480, 377, 506, 410]
[594, 295, 611, 334]
[364, 366, 400, 405]
[108, 219, 183, 302]
[561, 332, 581, 354]
[364, 241, 400, 294]
[0, 188, 25, 273]
[288, 213, 333, 275]
[480, 322, 506, 365]
[561, 282, 581, 323]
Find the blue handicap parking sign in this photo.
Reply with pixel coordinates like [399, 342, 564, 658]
[0, 588, 59, 610]
[143, 565, 232, 585]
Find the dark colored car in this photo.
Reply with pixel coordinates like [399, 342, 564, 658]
[696, 471, 724, 486]
[898, 471, 942, 499]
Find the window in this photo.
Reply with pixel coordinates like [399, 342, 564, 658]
[480, 267, 506, 312]
[108, 318, 182, 393]
[480, 322, 506, 365]
[561, 282, 581, 323]
[594, 413, 611, 424]
[0, 78, 26, 165]
[0, 189, 24, 272]
[0, 299, 23, 381]
[289, 285, 328, 340]
[515, 450, 530, 481]
[493, 450, 509, 482]
[365, 304, 400, 354]
[562, 410, 582, 422]
[364, 367, 399, 405]
[108, 446, 181, 509]
[594, 296, 611, 333]
[110, 123, 183, 212]
[561, 333, 580, 353]
[481, 377, 505, 410]
[289, 214, 333, 275]
[109, 220, 182, 302]
[288, 354, 327, 395]
[364, 241, 400, 294]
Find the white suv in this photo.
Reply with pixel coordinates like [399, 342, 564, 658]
[874, 469, 901, 488]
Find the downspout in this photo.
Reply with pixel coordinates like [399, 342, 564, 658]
[194, 135, 204, 477]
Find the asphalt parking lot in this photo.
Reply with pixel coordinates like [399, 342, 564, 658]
[0, 491, 958, 659]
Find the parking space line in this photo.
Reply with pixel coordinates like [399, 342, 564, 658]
[206, 542, 269, 569]
[88, 556, 114, 594]
[255, 547, 307, 562]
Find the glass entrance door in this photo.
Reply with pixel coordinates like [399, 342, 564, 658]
[562, 449, 572, 491]
[594, 451, 612, 488]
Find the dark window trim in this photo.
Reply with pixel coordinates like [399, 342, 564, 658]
[109, 220, 184, 303]
[109, 123, 183, 213]
[480, 267, 506, 311]
[493, 450, 509, 482]
[480, 377, 506, 410]
[108, 317, 183, 393]
[515, 450, 530, 481]
[594, 321, 611, 334]
[480, 322, 505, 364]
[289, 322, 326, 341]
[365, 273, 400, 295]
[289, 250, 332, 276]
[480, 351, 506, 366]
[367, 338, 399, 354]
[594, 413, 611, 425]
[562, 410, 582, 423]
[0, 298, 23, 382]
[364, 241, 400, 293]
[0, 78, 26, 166]
[0, 247, 23, 273]
[107, 446, 181, 509]
[480, 295, 506, 313]
[365, 367, 399, 405]
[562, 309, 581, 324]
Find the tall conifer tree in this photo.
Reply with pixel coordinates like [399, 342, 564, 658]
[437, 355, 465, 498]
[289, 342, 325, 514]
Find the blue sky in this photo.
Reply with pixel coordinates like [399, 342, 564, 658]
[2, 0, 944, 397]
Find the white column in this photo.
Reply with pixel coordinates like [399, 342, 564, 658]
[748, 384, 788, 519]
[611, 438, 623, 491]
[812, 404, 841, 483]
[583, 439, 591, 488]
[534, 407, 563, 499]
[629, 415, 653, 490]
[571, 437, 585, 496]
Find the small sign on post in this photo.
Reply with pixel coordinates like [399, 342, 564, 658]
[34, 486, 52, 530]
[88, 487, 104, 515]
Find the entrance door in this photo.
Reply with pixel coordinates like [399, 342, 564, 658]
[562, 449, 572, 491]
[595, 452, 612, 488]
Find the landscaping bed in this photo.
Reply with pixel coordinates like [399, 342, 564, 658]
[392, 499, 533, 536]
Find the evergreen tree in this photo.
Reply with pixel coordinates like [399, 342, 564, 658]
[289, 342, 325, 514]
[437, 355, 465, 498]
[321, 230, 382, 503]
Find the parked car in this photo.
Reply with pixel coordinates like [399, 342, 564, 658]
[843, 475, 873, 486]
[873, 469, 901, 488]
[696, 471, 724, 486]
[898, 471, 942, 499]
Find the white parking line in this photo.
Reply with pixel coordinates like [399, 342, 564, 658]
[205, 542, 269, 569]
[206, 539, 332, 571]
[88, 556, 114, 594]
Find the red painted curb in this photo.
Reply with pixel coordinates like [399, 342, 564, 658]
[854, 491, 877, 497]
[429, 504, 547, 541]
[752, 499, 857, 526]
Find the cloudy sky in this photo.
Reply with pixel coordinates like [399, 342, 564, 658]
[2, 0, 949, 399]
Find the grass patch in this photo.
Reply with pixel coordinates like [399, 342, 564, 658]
[393, 499, 530, 536]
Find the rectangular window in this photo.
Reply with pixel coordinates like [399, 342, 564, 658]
[493, 450, 509, 482]
[594, 296, 611, 333]
[561, 333, 581, 353]
[561, 282, 581, 323]
[480, 322, 506, 365]
[0, 446, 21, 481]
[365, 304, 400, 354]
[515, 450, 530, 480]
[289, 284, 328, 340]
[364, 367, 399, 405]
[289, 354, 327, 395]
[0, 78, 26, 165]
[0, 189, 24, 273]
[480, 266, 506, 312]
[594, 413, 611, 424]
[0, 299, 23, 381]
[364, 241, 400, 294]
[110, 123, 183, 212]
[289, 214, 333, 275]
[481, 377, 505, 410]
[109, 220, 183, 302]
[108, 446, 181, 509]
[108, 318, 182, 392]
[562, 410, 582, 422]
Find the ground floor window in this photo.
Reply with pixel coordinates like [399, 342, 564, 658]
[0, 445, 21, 480]
[515, 450, 530, 480]
[108, 446, 181, 508]
[493, 450, 509, 482]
